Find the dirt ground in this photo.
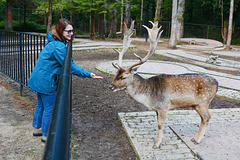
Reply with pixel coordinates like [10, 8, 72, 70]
[0, 40, 240, 160]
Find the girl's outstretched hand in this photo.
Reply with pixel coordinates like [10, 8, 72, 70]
[91, 73, 103, 79]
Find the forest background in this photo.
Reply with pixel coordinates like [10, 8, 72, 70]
[1, 0, 240, 46]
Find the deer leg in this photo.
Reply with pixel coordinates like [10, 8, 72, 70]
[153, 107, 168, 149]
[192, 103, 211, 144]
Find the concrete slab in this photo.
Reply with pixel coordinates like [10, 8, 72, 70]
[179, 38, 224, 50]
[72, 40, 135, 50]
[170, 122, 240, 160]
[209, 51, 240, 58]
[118, 109, 240, 160]
[155, 50, 240, 69]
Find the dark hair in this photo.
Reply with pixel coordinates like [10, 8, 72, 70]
[52, 18, 75, 41]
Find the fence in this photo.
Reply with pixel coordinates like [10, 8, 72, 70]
[2, 6, 240, 44]
[0, 29, 47, 95]
[134, 21, 240, 44]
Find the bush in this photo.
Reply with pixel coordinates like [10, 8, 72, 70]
[231, 37, 240, 45]
[13, 20, 46, 33]
[0, 20, 46, 33]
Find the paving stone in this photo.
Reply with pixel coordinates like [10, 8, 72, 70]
[118, 108, 240, 159]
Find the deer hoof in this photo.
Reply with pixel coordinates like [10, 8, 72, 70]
[152, 145, 161, 149]
[191, 138, 199, 144]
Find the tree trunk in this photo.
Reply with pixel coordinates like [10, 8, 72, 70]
[47, 0, 53, 34]
[70, 0, 75, 26]
[4, 0, 13, 30]
[111, 8, 118, 38]
[120, 0, 124, 32]
[90, 11, 96, 39]
[125, 1, 131, 27]
[98, 13, 105, 39]
[105, 0, 110, 36]
[168, 0, 178, 49]
[122, 1, 131, 34]
[70, 14, 75, 26]
[222, 20, 228, 44]
[140, 0, 144, 35]
[176, 0, 185, 40]
[226, 0, 234, 50]
[154, 0, 164, 22]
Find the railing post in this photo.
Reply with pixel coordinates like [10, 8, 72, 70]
[69, 42, 73, 159]
[20, 33, 23, 96]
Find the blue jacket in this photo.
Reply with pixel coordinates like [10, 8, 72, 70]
[28, 31, 91, 95]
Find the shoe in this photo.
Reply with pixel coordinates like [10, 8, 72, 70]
[33, 128, 42, 136]
[41, 135, 47, 143]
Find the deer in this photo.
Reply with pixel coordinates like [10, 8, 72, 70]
[109, 21, 219, 149]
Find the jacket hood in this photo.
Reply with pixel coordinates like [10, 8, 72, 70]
[47, 31, 57, 42]
[46, 30, 67, 46]
[48, 29, 67, 44]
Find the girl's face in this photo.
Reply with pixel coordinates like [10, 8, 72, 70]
[63, 24, 74, 40]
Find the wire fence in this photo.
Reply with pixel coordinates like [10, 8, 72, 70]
[1, 7, 240, 44]
[135, 21, 240, 44]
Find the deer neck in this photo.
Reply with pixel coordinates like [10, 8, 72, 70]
[126, 74, 149, 103]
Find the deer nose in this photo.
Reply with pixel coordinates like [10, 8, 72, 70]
[109, 84, 117, 92]
[109, 85, 116, 91]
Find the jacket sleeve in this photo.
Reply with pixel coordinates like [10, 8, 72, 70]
[71, 60, 91, 78]
[54, 42, 91, 78]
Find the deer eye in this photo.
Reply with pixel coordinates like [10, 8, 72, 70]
[122, 77, 127, 80]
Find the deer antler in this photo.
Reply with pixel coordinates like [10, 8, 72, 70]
[127, 21, 163, 71]
[114, 20, 135, 67]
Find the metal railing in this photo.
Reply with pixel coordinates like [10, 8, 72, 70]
[0, 29, 47, 95]
[42, 41, 72, 160]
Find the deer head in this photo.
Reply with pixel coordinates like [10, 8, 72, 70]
[109, 21, 163, 92]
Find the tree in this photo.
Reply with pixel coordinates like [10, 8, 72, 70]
[103, 0, 122, 38]
[222, 20, 228, 44]
[120, 0, 124, 32]
[47, 0, 52, 34]
[111, 7, 118, 37]
[121, 1, 131, 34]
[4, 0, 13, 30]
[98, 13, 105, 39]
[125, 1, 131, 27]
[168, 0, 178, 49]
[70, 0, 75, 25]
[220, 0, 228, 44]
[71, 0, 107, 39]
[154, 0, 164, 22]
[226, 0, 234, 50]
[176, 0, 185, 41]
